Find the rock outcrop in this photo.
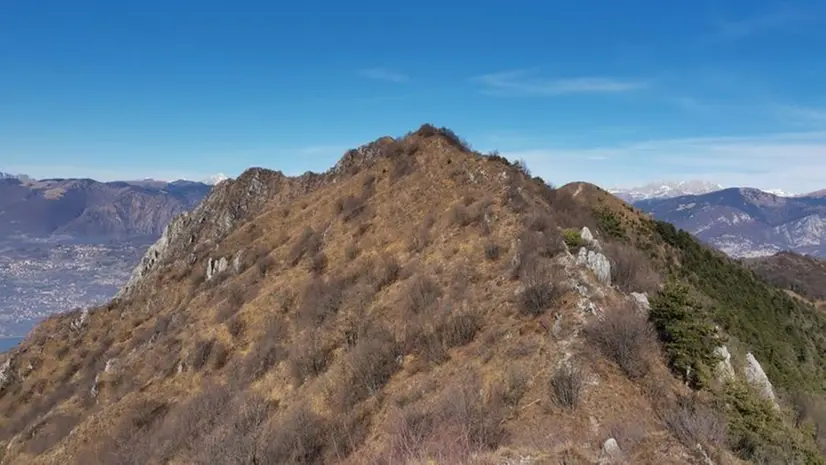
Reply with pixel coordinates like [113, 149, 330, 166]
[576, 247, 612, 285]
[714, 346, 735, 382]
[744, 352, 778, 406]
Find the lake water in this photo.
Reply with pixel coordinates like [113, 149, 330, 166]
[0, 337, 24, 353]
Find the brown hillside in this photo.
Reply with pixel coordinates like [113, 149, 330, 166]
[744, 251, 826, 302]
[0, 125, 780, 465]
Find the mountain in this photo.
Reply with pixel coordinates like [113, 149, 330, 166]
[635, 188, 826, 258]
[609, 179, 723, 202]
[2, 125, 826, 464]
[0, 177, 211, 240]
[202, 173, 231, 185]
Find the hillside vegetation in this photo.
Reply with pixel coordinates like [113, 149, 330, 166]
[1, 125, 826, 465]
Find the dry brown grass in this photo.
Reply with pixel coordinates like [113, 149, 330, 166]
[0, 126, 746, 465]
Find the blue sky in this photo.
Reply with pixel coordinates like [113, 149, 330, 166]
[3, 0, 826, 192]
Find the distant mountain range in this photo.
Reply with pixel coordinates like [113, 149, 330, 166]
[634, 188, 826, 258]
[0, 176, 212, 240]
[609, 180, 724, 202]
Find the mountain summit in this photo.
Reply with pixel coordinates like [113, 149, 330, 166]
[1, 125, 825, 464]
[609, 180, 723, 202]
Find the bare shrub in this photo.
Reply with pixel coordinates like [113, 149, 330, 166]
[604, 241, 661, 294]
[439, 371, 508, 450]
[344, 243, 359, 261]
[263, 404, 328, 465]
[226, 317, 245, 339]
[21, 413, 80, 455]
[296, 277, 344, 328]
[519, 260, 563, 316]
[500, 365, 530, 407]
[215, 283, 245, 323]
[438, 311, 481, 348]
[550, 363, 584, 410]
[190, 339, 215, 372]
[407, 221, 432, 253]
[151, 383, 231, 460]
[584, 302, 655, 379]
[193, 392, 273, 465]
[484, 242, 502, 261]
[404, 274, 442, 314]
[662, 395, 727, 449]
[390, 154, 415, 181]
[209, 341, 229, 370]
[241, 316, 286, 383]
[288, 227, 323, 267]
[255, 251, 275, 279]
[308, 252, 328, 275]
[288, 330, 332, 385]
[335, 194, 368, 222]
[337, 326, 400, 408]
[370, 255, 401, 291]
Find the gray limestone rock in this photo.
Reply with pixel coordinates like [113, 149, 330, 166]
[714, 346, 735, 382]
[744, 352, 778, 407]
[576, 247, 612, 285]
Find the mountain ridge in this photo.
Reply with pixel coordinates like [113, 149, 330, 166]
[2, 125, 825, 465]
[0, 177, 211, 240]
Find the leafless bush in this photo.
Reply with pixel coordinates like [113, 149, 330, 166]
[288, 330, 332, 385]
[190, 339, 215, 372]
[241, 316, 286, 383]
[500, 365, 530, 407]
[439, 371, 508, 450]
[438, 311, 481, 348]
[255, 253, 275, 278]
[407, 221, 431, 253]
[337, 326, 400, 408]
[345, 243, 359, 261]
[296, 277, 344, 328]
[484, 242, 502, 261]
[309, 251, 328, 275]
[209, 341, 229, 370]
[519, 260, 564, 316]
[584, 302, 656, 379]
[263, 404, 328, 465]
[215, 283, 245, 323]
[662, 395, 727, 448]
[335, 194, 368, 222]
[390, 154, 415, 181]
[404, 275, 442, 314]
[193, 392, 273, 465]
[21, 413, 80, 455]
[604, 241, 661, 294]
[151, 383, 231, 460]
[370, 255, 401, 291]
[226, 316, 245, 339]
[288, 227, 323, 267]
[550, 363, 584, 410]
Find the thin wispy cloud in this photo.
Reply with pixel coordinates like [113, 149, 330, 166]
[358, 67, 410, 83]
[698, 5, 822, 45]
[473, 70, 649, 96]
[500, 130, 826, 193]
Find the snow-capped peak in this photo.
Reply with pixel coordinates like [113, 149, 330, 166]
[609, 179, 723, 201]
[203, 173, 230, 185]
[762, 188, 796, 197]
